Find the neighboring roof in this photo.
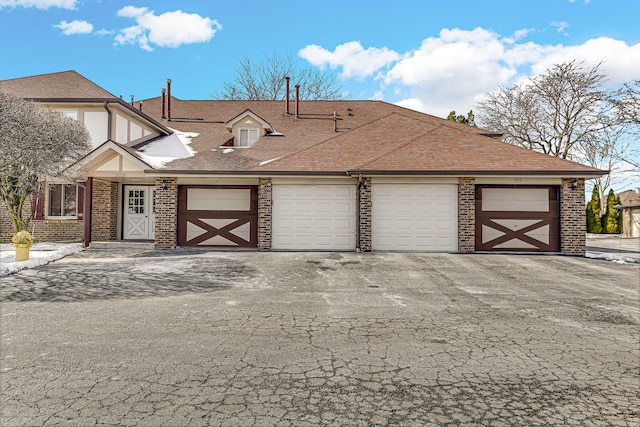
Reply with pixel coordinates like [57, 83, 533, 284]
[0, 70, 115, 99]
[138, 95, 606, 177]
[616, 189, 640, 208]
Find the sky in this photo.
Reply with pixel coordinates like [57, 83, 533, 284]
[1, 0, 639, 191]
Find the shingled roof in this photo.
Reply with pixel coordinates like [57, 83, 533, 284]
[138, 95, 605, 177]
[0, 70, 116, 99]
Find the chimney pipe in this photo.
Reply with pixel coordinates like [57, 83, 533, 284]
[139, 101, 143, 111]
[295, 84, 300, 118]
[161, 88, 166, 118]
[130, 95, 134, 106]
[285, 76, 290, 115]
[166, 79, 172, 121]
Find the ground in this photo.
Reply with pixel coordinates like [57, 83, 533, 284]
[1, 249, 638, 426]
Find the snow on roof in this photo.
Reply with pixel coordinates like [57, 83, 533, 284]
[137, 128, 197, 168]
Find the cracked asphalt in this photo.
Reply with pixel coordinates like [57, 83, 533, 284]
[1, 249, 639, 426]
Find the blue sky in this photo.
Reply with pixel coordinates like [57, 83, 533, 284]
[1, 0, 639, 190]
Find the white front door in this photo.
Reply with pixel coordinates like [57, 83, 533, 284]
[124, 185, 155, 240]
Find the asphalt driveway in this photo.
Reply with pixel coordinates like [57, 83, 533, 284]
[1, 249, 639, 426]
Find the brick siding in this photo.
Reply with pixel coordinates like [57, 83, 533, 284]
[91, 180, 118, 241]
[258, 178, 272, 250]
[358, 177, 372, 252]
[154, 178, 177, 249]
[560, 178, 586, 256]
[458, 178, 475, 253]
[1, 189, 83, 244]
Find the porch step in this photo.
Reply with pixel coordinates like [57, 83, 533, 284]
[89, 241, 155, 250]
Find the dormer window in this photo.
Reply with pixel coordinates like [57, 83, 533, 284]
[225, 109, 274, 148]
[239, 129, 259, 147]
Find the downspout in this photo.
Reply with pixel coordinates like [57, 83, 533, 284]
[103, 102, 112, 141]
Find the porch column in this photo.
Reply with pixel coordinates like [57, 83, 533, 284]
[155, 177, 178, 249]
[458, 177, 476, 253]
[560, 178, 586, 256]
[84, 177, 93, 246]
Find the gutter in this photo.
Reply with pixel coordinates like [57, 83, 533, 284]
[143, 169, 351, 177]
[347, 169, 608, 178]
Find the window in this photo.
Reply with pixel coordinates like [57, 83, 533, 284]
[48, 184, 78, 219]
[60, 110, 78, 120]
[238, 129, 259, 147]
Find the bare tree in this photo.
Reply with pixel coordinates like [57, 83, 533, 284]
[214, 53, 343, 101]
[577, 123, 635, 214]
[615, 80, 640, 125]
[0, 92, 90, 234]
[613, 80, 640, 171]
[476, 60, 614, 159]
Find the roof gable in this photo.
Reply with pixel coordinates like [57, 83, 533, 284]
[225, 109, 274, 132]
[70, 141, 153, 175]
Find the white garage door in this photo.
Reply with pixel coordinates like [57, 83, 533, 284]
[272, 184, 356, 250]
[372, 184, 458, 251]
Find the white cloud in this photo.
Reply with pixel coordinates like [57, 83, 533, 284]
[0, 0, 75, 9]
[299, 41, 401, 79]
[551, 21, 570, 34]
[300, 28, 640, 118]
[55, 20, 93, 35]
[115, 6, 221, 51]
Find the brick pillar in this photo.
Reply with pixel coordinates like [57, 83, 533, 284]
[154, 178, 177, 249]
[458, 177, 475, 253]
[358, 177, 372, 251]
[258, 178, 272, 250]
[560, 178, 586, 256]
[91, 180, 118, 241]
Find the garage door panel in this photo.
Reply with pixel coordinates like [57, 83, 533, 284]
[272, 184, 356, 250]
[373, 184, 458, 251]
[178, 186, 257, 248]
[476, 186, 559, 252]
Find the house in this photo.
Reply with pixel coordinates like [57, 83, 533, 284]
[0, 71, 172, 243]
[616, 188, 640, 237]
[0, 71, 607, 255]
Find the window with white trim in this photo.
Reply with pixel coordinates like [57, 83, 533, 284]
[47, 183, 78, 219]
[238, 129, 259, 147]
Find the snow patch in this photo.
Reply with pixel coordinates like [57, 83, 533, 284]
[137, 128, 198, 168]
[259, 157, 281, 166]
[1, 243, 84, 276]
[586, 252, 640, 264]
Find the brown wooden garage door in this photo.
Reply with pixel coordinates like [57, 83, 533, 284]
[475, 185, 559, 252]
[178, 186, 258, 248]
